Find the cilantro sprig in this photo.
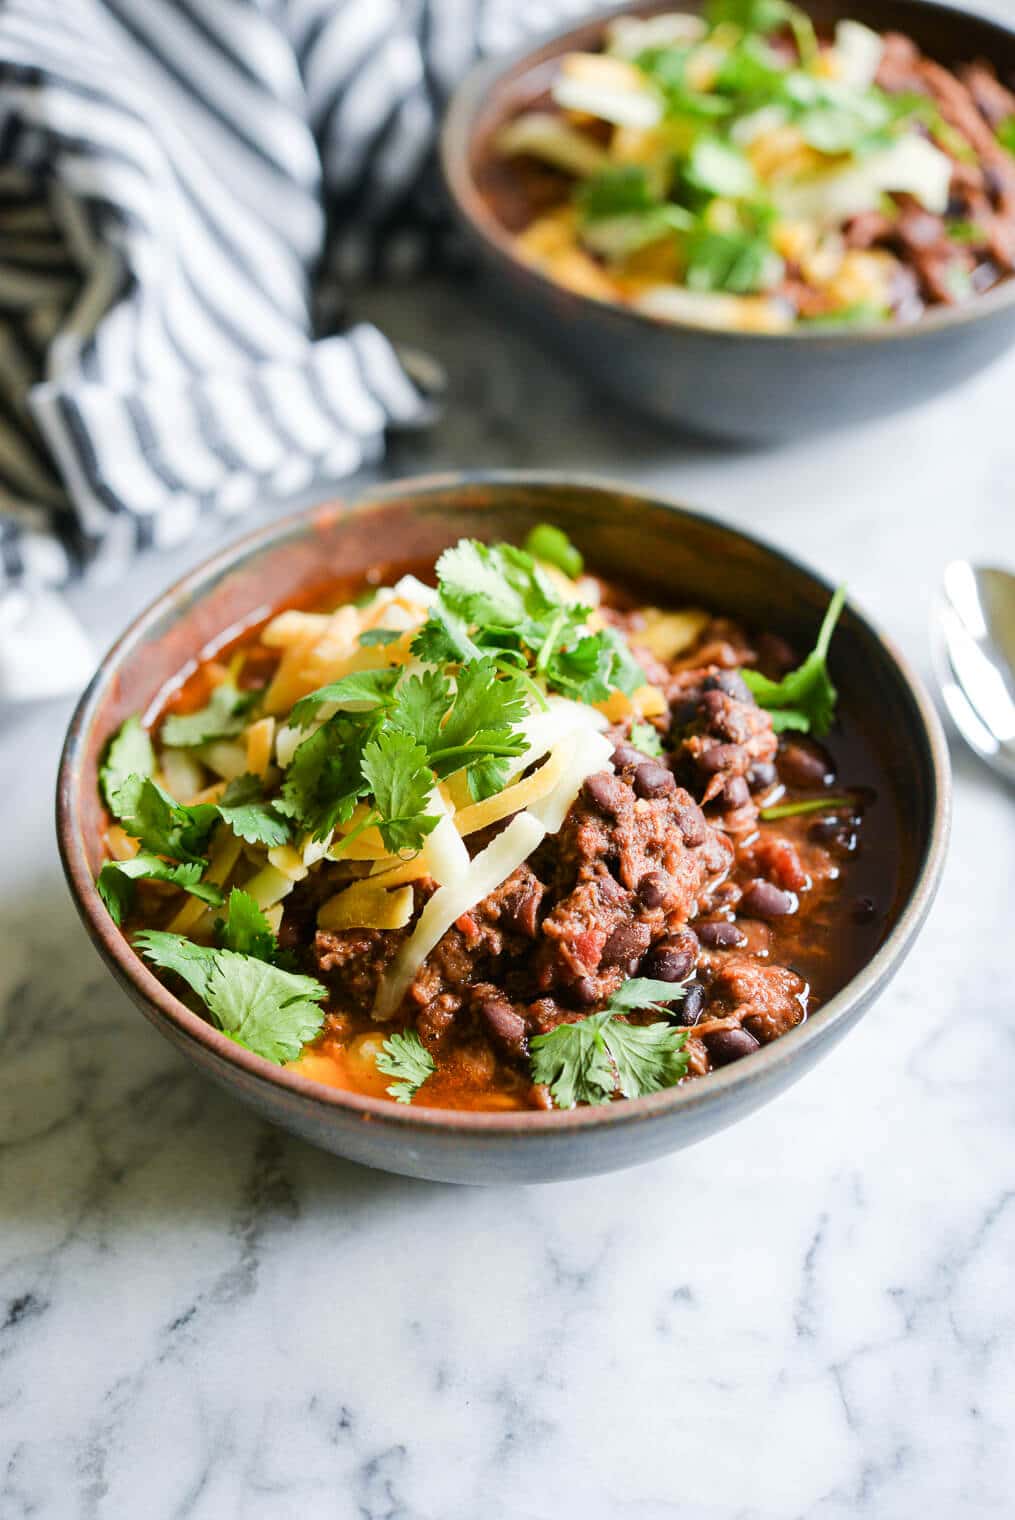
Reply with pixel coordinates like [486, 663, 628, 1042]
[741, 586, 846, 735]
[530, 978, 690, 1108]
[376, 1029, 436, 1103]
[97, 855, 224, 927]
[411, 537, 644, 707]
[161, 681, 255, 748]
[136, 912, 327, 1064]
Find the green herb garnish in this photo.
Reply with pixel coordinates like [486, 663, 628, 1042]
[100, 716, 154, 809]
[376, 1029, 437, 1104]
[997, 116, 1015, 156]
[97, 855, 224, 927]
[215, 888, 278, 961]
[160, 682, 255, 748]
[760, 795, 854, 820]
[135, 930, 327, 1064]
[629, 720, 664, 757]
[523, 523, 584, 579]
[215, 773, 292, 847]
[741, 586, 846, 735]
[530, 978, 690, 1108]
[358, 628, 402, 648]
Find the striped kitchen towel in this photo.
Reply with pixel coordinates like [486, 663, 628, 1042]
[0, 0, 590, 699]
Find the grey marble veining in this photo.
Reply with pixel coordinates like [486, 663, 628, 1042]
[2, 273, 1015, 1520]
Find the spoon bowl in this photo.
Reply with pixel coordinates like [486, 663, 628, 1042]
[933, 561, 1015, 786]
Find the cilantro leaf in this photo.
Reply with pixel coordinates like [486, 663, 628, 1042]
[741, 586, 846, 736]
[629, 721, 663, 758]
[410, 601, 484, 666]
[358, 628, 402, 648]
[100, 716, 154, 808]
[97, 855, 223, 926]
[387, 668, 453, 752]
[360, 730, 440, 854]
[289, 668, 400, 730]
[376, 1029, 436, 1103]
[999, 116, 1015, 156]
[530, 993, 689, 1109]
[685, 137, 758, 198]
[161, 682, 254, 748]
[548, 625, 644, 703]
[215, 888, 277, 961]
[603, 1019, 691, 1099]
[428, 659, 529, 777]
[135, 932, 327, 1063]
[205, 953, 327, 1064]
[685, 223, 778, 294]
[216, 773, 291, 847]
[133, 930, 218, 1001]
[578, 165, 659, 221]
[108, 775, 219, 863]
[602, 977, 689, 1017]
[523, 524, 584, 579]
[434, 539, 529, 628]
[530, 1016, 618, 1108]
[277, 715, 369, 840]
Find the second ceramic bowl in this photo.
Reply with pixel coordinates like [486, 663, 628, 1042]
[441, 0, 1015, 440]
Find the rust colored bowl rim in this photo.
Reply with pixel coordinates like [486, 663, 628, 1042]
[57, 471, 951, 1142]
[440, 0, 1015, 346]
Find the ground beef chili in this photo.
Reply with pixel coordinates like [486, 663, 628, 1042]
[141, 565, 902, 1112]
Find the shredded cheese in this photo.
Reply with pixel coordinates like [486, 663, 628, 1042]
[318, 880, 415, 932]
[451, 744, 570, 837]
[245, 716, 275, 778]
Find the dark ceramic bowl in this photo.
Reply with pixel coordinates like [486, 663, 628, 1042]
[441, 0, 1015, 441]
[57, 474, 950, 1183]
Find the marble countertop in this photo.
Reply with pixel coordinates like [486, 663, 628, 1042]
[2, 272, 1014, 1520]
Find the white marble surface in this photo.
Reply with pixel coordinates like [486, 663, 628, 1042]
[2, 271, 1015, 1519]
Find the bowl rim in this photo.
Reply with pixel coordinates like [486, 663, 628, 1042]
[57, 469, 952, 1141]
[439, 0, 1015, 346]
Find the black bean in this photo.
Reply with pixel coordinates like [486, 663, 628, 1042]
[676, 804, 707, 846]
[724, 776, 750, 810]
[478, 998, 528, 1059]
[740, 880, 797, 919]
[637, 870, 669, 909]
[705, 1027, 760, 1066]
[704, 670, 753, 703]
[696, 919, 747, 950]
[679, 983, 707, 1026]
[747, 761, 777, 792]
[699, 689, 728, 723]
[644, 930, 699, 983]
[611, 741, 649, 770]
[698, 742, 746, 776]
[633, 761, 676, 799]
[778, 739, 835, 789]
[584, 771, 626, 816]
[670, 697, 699, 730]
[572, 976, 599, 1007]
[602, 920, 652, 968]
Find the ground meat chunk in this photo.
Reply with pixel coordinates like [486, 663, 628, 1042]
[534, 773, 732, 1002]
[702, 955, 808, 1044]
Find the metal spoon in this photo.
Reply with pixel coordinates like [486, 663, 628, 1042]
[932, 561, 1015, 786]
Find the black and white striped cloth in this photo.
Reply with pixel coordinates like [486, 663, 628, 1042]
[0, 0, 590, 699]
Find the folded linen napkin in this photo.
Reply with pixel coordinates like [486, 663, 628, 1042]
[0, 0, 589, 699]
